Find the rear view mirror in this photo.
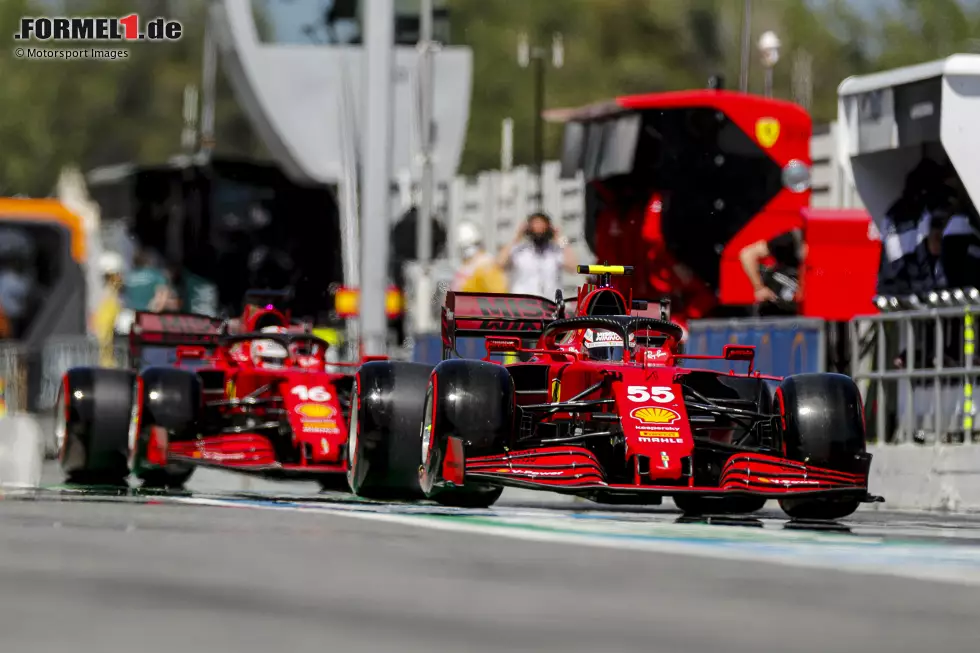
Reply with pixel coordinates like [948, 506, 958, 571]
[485, 336, 522, 354]
[723, 344, 755, 361]
[176, 346, 207, 364]
[632, 300, 649, 310]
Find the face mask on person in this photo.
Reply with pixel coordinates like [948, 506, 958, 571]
[530, 228, 553, 250]
[0, 269, 33, 319]
[460, 244, 480, 261]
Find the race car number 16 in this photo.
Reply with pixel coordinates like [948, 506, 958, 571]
[291, 385, 332, 402]
[626, 385, 674, 403]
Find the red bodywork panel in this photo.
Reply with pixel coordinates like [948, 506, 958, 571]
[435, 279, 873, 501]
[798, 208, 882, 320]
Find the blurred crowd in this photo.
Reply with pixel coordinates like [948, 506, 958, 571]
[92, 245, 181, 364]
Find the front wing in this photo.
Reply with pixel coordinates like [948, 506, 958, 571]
[166, 434, 347, 476]
[463, 446, 878, 501]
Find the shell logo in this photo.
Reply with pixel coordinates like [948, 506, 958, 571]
[630, 406, 680, 425]
[296, 403, 335, 419]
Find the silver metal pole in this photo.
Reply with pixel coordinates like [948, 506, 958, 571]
[200, 14, 218, 155]
[361, 0, 395, 356]
[417, 0, 434, 267]
[413, 0, 435, 332]
[739, 0, 752, 93]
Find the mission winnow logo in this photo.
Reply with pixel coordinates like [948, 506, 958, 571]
[14, 14, 183, 42]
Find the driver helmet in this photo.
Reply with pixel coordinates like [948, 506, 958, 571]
[251, 326, 288, 369]
[582, 328, 634, 361]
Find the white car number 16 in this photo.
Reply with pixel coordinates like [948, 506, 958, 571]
[291, 385, 332, 402]
[626, 385, 675, 403]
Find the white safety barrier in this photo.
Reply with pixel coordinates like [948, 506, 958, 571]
[866, 444, 980, 512]
[0, 413, 43, 488]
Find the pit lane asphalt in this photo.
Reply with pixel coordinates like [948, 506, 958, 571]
[0, 464, 976, 653]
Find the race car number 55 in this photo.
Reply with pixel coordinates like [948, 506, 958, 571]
[627, 385, 674, 403]
[291, 385, 332, 402]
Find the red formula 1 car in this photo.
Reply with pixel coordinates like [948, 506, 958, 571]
[57, 290, 366, 490]
[348, 266, 882, 518]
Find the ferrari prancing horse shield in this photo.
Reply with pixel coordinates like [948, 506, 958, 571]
[755, 117, 780, 148]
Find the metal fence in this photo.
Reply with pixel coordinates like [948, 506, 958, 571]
[849, 306, 977, 444]
[0, 336, 128, 418]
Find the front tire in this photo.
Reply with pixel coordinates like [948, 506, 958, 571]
[776, 373, 867, 520]
[419, 359, 512, 509]
[132, 367, 200, 490]
[347, 361, 434, 500]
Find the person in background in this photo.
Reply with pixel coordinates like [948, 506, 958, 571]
[92, 252, 125, 367]
[939, 178, 980, 291]
[0, 301, 9, 339]
[738, 227, 807, 315]
[451, 221, 507, 294]
[0, 227, 40, 339]
[876, 158, 948, 295]
[124, 246, 169, 312]
[149, 283, 182, 312]
[497, 212, 577, 298]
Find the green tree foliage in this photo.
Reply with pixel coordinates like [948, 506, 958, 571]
[0, 0, 262, 196]
[1, 0, 979, 192]
[449, 0, 980, 173]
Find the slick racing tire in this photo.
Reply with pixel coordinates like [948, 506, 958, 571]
[775, 373, 867, 521]
[347, 361, 434, 500]
[419, 359, 511, 509]
[132, 367, 200, 490]
[58, 367, 135, 487]
[672, 494, 767, 516]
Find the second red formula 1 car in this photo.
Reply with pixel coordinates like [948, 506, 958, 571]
[348, 266, 882, 518]
[57, 290, 371, 490]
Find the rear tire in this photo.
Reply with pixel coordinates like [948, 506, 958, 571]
[420, 359, 512, 509]
[347, 361, 434, 500]
[775, 373, 867, 520]
[58, 368, 135, 487]
[132, 367, 200, 490]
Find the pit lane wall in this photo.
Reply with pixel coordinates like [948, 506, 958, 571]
[409, 318, 827, 376]
[0, 336, 128, 459]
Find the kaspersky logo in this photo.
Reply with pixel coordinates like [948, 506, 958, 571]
[14, 15, 183, 42]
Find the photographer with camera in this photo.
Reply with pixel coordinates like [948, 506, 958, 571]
[497, 211, 577, 297]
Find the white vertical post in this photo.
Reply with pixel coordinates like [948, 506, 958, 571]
[739, 0, 752, 92]
[413, 0, 436, 333]
[501, 118, 514, 172]
[181, 84, 198, 153]
[361, 0, 395, 355]
[200, 13, 218, 155]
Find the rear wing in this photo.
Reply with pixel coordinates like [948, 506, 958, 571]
[441, 291, 557, 359]
[129, 311, 226, 362]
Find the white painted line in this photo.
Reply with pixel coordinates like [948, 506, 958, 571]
[172, 496, 980, 587]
